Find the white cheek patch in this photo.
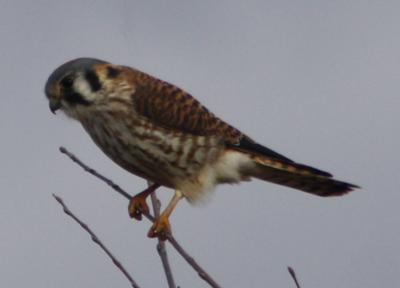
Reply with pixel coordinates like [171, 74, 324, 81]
[73, 76, 97, 102]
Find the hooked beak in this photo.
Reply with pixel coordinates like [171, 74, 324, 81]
[49, 97, 61, 114]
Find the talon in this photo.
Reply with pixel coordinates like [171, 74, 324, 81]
[147, 190, 183, 241]
[128, 195, 150, 221]
[128, 184, 160, 221]
[148, 216, 171, 241]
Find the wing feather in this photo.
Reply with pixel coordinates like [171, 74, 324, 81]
[128, 68, 243, 142]
[127, 67, 337, 180]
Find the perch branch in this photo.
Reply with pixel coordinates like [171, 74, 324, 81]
[59, 147, 131, 200]
[60, 146, 222, 288]
[53, 194, 142, 288]
[148, 182, 177, 288]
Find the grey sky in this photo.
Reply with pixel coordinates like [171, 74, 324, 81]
[1, 1, 399, 287]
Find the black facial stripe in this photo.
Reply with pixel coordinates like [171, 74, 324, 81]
[107, 66, 120, 78]
[65, 92, 91, 106]
[84, 69, 101, 92]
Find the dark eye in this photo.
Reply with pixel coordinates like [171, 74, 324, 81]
[60, 75, 74, 88]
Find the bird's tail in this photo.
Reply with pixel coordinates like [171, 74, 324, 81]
[249, 154, 358, 196]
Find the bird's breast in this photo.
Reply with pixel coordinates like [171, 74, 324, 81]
[81, 111, 223, 188]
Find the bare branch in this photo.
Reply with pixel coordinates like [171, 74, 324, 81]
[288, 266, 301, 288]
[148, 183, 177, 288]
[166, 234, 222, 288]
[59, 147, 131, 200]
[53, 194, 142, 288]
[60, 146, 222, 288]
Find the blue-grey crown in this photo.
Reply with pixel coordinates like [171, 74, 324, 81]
[45, 58, 107, 98]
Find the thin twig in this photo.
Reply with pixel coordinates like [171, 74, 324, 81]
[148, 181, 177, 288]
[166, 234, 221, 288]
[53, 194, 142, 288]
[59, 147, 131, 200]
[60, 146, 222, 288]
[139, 213, 221, 288]
[287, 266, 301, 288]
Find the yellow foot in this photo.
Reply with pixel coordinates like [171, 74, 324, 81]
[128, 184, 160, 220]
[128, 195, 149, 221]
[148, 216, 171, 241]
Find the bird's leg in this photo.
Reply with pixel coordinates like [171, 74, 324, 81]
[148, 190, 183, 241]
[128, 183, 160, 220]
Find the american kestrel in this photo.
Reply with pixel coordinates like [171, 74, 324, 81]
[45, 58, 358, 240]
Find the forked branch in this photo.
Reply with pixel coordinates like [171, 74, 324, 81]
[59, 146, 222, 288]
[148, 180, 177, 288]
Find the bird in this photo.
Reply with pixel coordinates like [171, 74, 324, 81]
[45, 58, 359, 240]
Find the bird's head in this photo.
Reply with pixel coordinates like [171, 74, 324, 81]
[45, 58, 124, 119]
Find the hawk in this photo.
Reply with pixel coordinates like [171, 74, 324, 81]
[45, 58, 358, 240]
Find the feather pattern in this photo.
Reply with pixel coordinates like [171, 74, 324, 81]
[122, 65, 358, 198]
[45, 58, 359, 204]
